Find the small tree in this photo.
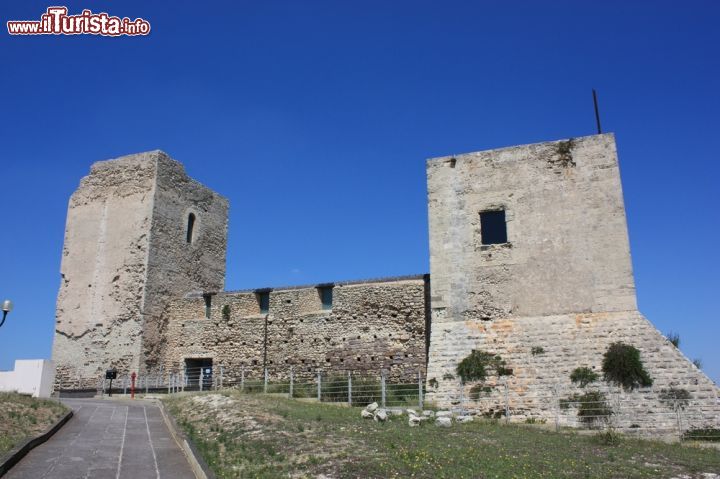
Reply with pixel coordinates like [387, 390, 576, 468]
[660, 388, 692, 434]
[570, 367, 599, 387]
[602, 342, 653, 390]
[221, 304, 231, 321]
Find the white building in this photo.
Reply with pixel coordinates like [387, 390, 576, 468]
[0, 359, 55, 398]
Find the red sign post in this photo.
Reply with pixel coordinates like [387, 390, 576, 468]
[131, 372, 137, 399]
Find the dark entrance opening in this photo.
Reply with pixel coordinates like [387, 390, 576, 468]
[185, 357, 213, 390]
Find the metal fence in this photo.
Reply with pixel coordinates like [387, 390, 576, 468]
[94, 366, 425, 408]
[88, 366, 719, 442]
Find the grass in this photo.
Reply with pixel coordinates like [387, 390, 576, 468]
[0, 392, 68, 457]
[164, 391, 720, 479]
[233, 377, 422, 407]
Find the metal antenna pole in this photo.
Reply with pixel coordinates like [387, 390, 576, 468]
[592, 89, 602, 134]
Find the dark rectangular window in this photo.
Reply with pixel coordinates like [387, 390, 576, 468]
[480, 210, 507, 245]
[319, 286, 333, 310]
[257, 291, 270, 314]
[203, 294, 212, 319]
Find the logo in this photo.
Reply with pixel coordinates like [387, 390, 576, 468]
[7, 6, 151, 36]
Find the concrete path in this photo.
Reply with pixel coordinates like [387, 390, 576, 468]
[6, 398, 196, 479]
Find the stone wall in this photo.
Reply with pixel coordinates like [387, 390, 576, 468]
[141, 154, 228, 372]
[424, 134, 719, 430]
[53, 153, 157, 388]
[52, 151, 227, 388]
[157, 276, 429, 382]
[427, 311, 719, 431]
[426, 133, 636, 323]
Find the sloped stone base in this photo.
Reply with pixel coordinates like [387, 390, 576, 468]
[425, 310, 719, 433]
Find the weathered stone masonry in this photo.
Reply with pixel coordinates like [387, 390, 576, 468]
[424, 134, 718, 429]
[159, 276, 429, 382]
[52, 151, 227, 388]
[51, 134, 718, 431]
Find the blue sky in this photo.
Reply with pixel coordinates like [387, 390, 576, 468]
[1, 1, 718, 382]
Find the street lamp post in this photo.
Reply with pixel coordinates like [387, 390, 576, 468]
[0, 300, 13, 328]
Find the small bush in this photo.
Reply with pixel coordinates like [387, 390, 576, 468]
[692, 358, 703, 369]
[682, 427, 720, 442]
[659, 388, 691, 410]
[428, 378, 438, 389]
[570, 367, 599, 387]
[595, 428, 621, 445]
[469, 384, 492, 400]
[321, 375, 350, 402]
[457, 351, 494, 382]
[602, 342, 653, 390]
[442, 372, 455, 381]
[559, 394, 580, 410]
[576, 391, 613, 426]
[665, 332, 680, 348]
[221, 305, 231, 321]
[456, 350, 511, 383]
[318, 376, 418, 407]
[531, 346, 545, 356]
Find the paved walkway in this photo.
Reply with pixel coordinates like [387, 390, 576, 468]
[6, 398, 196, 479]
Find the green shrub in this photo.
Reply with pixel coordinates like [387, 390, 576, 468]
[531, 346, 545, 356]
[559, 394, 580, 410]
[241, 380, 266, 393]
[602, 342, 653, 390]
[469, 384, 492, 400]
[428, 378, 438, 389]
[554, 139, 576, 168]
[595, 428, 621, 445]
[221, 304, 231, 320]
[456, 350, 511, 383]
[321, 375, 350, 402]
[576, 391, 613, 426]
[682, 427, 720, 442]
[665, 332, 680, 348]
[659, 388, 691, 410]
[692, 358, 703, 369]
[570, 367, 599, 387]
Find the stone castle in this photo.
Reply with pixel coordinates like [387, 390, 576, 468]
[52, 134, 719, 427]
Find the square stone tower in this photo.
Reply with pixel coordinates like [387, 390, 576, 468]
[425, 134, 718, 427]
[52, 151, 228, 388]
[427, 134, 635, 324]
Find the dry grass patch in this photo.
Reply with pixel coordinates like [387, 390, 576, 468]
[164, 391, 720, 479]
[0, 392, 68, 456]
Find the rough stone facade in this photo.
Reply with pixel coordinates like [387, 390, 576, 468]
[51, 134, 718, 432]
[425, 134, 719, 430]
[158, 276, 429, 382]
[52, 151, 227, 388]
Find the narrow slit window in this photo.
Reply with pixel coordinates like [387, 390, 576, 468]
[319, 286, 333, 310]
[257, 291, 270, 314]
[203, 294, 212, 319]
[480, 210, 507, 245]
[186, 213, 196, 243]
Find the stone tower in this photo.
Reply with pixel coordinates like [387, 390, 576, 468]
[425, 134, 718, 426]
[52, 151, 228, 388]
